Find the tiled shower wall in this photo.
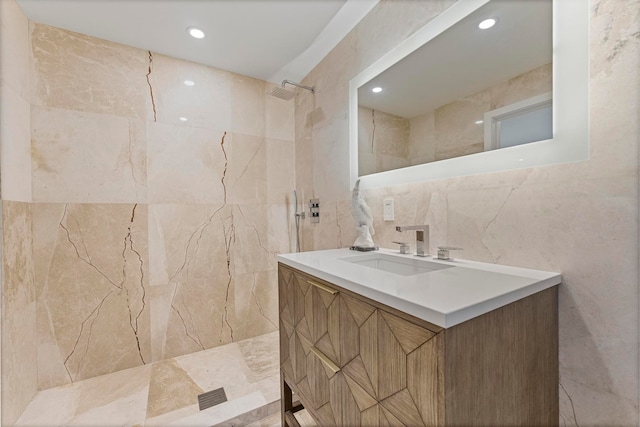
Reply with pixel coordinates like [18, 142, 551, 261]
[296, 0, 639, 425]
[0, 0, 37, 424]
[27, 22, 295, 391]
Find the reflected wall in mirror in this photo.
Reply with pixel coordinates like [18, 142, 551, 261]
[349, 0, 588, 189]
[357, 0, 552, 176]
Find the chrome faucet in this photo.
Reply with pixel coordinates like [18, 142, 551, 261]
[395, 225, 429, 257]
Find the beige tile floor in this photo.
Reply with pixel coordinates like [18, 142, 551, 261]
[16, 332, 281, 426]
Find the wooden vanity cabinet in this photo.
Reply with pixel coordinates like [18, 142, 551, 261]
[278, 263, 558, 426]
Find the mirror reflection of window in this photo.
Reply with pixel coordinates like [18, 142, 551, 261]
[494, 104, 552, 149]
[483, 92, 553, 151]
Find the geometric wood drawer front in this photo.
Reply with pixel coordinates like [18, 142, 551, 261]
[278, 263, 558, 427]
[279, 264, 442, 426]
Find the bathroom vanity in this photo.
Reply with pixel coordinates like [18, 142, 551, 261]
[277, 248, 561, 426]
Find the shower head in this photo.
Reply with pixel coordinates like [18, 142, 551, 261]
[269, 86, 297, 100]
[268, 80, 315, 100]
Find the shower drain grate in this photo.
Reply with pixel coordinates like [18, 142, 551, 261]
[198, 387, 228, 411]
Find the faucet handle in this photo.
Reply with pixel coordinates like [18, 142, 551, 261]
[437, 246, 463, 260]
[392, 241, 410, 254]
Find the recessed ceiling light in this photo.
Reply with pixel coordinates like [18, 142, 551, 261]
[478, 18, 497, 30]
[184, 80, 195, 86]
[372, 87, 383, 93]
[475, 120, 484, 125]
[179, 117, 188, 122]
[187, 27, 205, 39]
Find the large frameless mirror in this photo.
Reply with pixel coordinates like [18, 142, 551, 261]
[349, 0, 588, 189]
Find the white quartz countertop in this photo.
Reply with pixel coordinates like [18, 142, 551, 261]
[277, 248, 561, 328]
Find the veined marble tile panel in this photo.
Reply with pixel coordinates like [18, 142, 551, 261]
[226, 133, 268, 205]
[31, 105, 147, 203]
[148, 52, 232, 130]
[33, 203, 150, 387]
[147, 122, 227, 204]
[30, 23, 151, 120]
[1, 201, 37, 425]
[148, 204, 280, 360]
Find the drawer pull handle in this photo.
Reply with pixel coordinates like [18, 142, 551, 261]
[307, 280, 338, 295]
[310, 346, 341, 374]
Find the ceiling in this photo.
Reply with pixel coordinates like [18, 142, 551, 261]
[358, 0, 552, 118]
[16, 0, 378, 84]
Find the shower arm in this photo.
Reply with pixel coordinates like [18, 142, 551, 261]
[282, 80, 315, 94]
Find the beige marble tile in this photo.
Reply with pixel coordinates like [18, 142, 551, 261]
[221, 401, 281, 427]
[310, 119, 352, 204]
[33, 203, 150, 386]
[148, 203, 278, 359]
[147, 205, 230, 357]
[358, 106, 411, 175]
[14, 383, 78, 427]
[18, 331, 279, 426]
[267, 204, 298, 256]
[226, 272, 279, 342]
[174, 342, 247, 399]
[236, 331, 280, 383]
[16, 362, 152, 426]
[293, 88, 315, 197]
[164, 391, 268, 426]
[1, 201, 37, 425]
[265, 82, 295, 141]
[245, 411, 282, 427]
[148, 53, 232, 130]
[231, 74, 266, 137]
[147, 122, 227, 204]
[409, 112, 436, 165]
[306, 31, 357, 128]
[146, 359, 203, 419]
[0, 82, 31, 202]
[226, 133, 268, 205]
[0, 0, 30, 99]
[31, 106, 147, 203]
[30, 23, 151, 120]
[0, 0, 31, 205]
[490, 63, 552, 109]
[143, 404, 200, 426]
[266, 138, 296, 205]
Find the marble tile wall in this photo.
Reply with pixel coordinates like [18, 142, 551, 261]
[1, 201, 37, 425]
[358, 106, 410, 175]
[296, 0, 639, 424]
[0, 0, 37, 424]
[29, 22, 295, 389]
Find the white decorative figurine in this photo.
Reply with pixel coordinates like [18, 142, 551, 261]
[351, 179, 375, 247]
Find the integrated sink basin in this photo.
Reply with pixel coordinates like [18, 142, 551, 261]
[278, 247, 561, 328]
[339, 252, 453, 276]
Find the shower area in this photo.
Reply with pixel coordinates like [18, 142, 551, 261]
[1, 2, 306, 424]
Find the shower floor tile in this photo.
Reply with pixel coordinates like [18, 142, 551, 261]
[15, 332, 281, 427]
